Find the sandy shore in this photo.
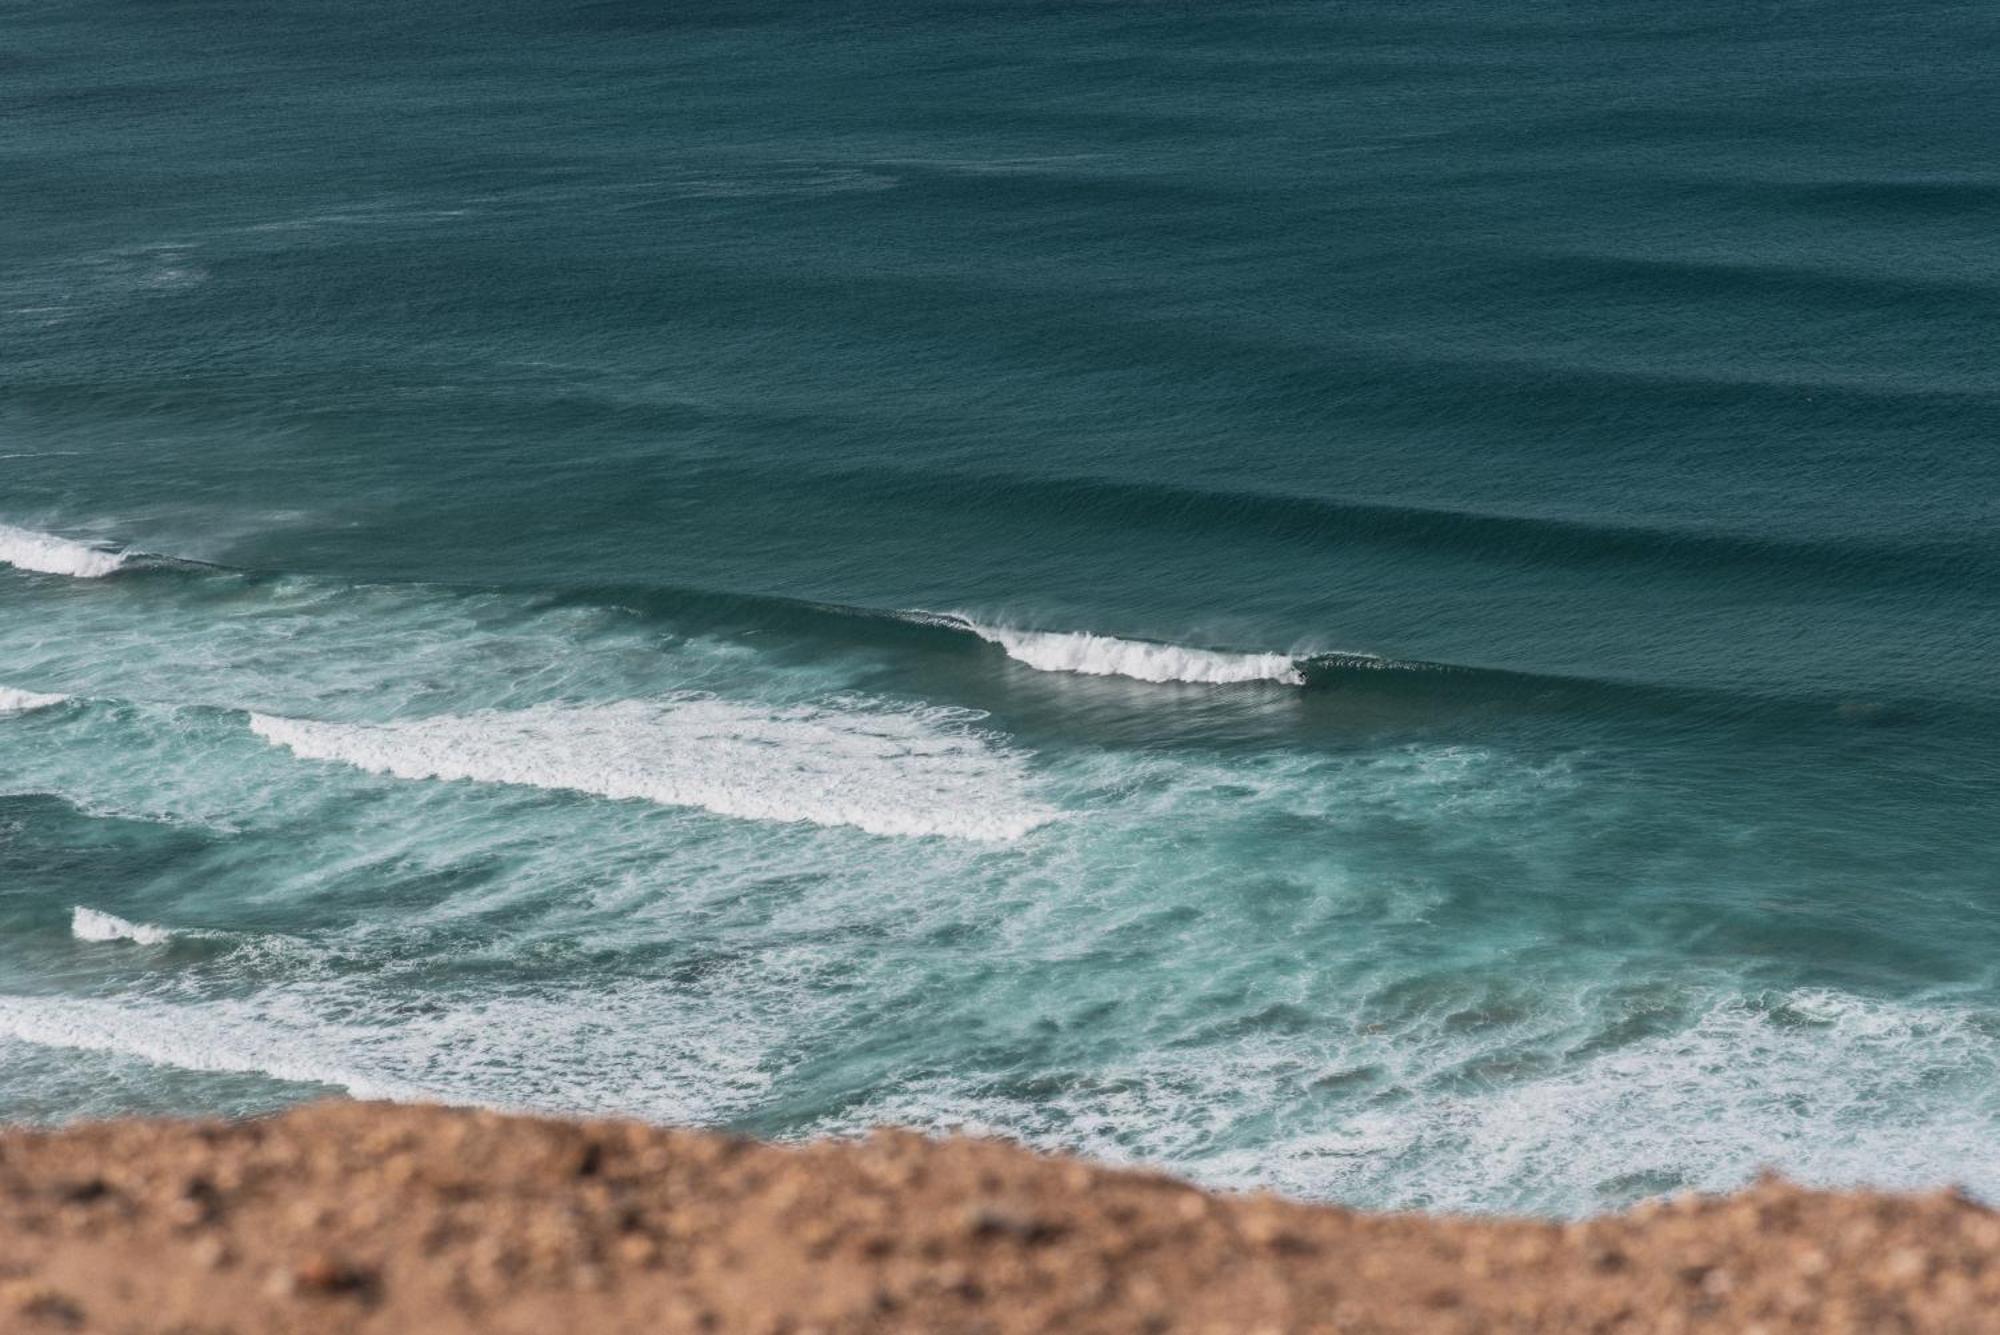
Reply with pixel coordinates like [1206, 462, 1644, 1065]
[0, 1100, 1992, 1332]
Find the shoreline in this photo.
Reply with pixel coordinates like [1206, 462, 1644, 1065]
[0, 1100, 1992, 1332]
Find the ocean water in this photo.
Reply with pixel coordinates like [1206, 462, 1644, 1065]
[3, 0, 1997, 1216]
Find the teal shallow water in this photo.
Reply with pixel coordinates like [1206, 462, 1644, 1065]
[1, 0, 1996, 1215]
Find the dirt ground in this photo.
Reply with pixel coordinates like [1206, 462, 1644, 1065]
[0, 1100, 1994, 1332]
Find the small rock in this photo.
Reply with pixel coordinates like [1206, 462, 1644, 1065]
[2, 1281, 84, 1329]
[964, 1202, 1063, 1244]
[292, 1253, 378, 1299]
[55, 1178, 109, 1205]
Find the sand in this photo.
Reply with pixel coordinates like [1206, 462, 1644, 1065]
[0, 1100, 1993, 1332]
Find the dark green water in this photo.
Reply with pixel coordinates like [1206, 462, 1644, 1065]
[1, 0, 1995, 1214]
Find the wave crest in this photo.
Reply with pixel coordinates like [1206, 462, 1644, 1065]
[0, 686, 67, 713]
[249, 696, 1056, 841]
[0, 523, 127, 578]
[71, 907, 175, 945]
[922, 614, 1305, 686]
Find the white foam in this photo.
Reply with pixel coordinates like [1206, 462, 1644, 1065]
[0, 962, 799, 1122]
[71, 907, 175, 945]
[933, 614, 1303, 686]
[0, 995, 428, 1102]
[0, 686, 67, 713]
[0, 523, 126, 578]
[249, 695, 1056, 841]
[807, 987, 2000, 1217]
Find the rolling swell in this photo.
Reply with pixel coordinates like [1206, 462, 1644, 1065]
[703, 466, 1994, 589]
[533, 585, 1926, 728]
[1787, 174, 2000, 217]
[0, 521, 1878, 718]
[535, 584, 1485, 692]
[545, 585, 1681, 710]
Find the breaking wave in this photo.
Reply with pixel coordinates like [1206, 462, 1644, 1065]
[906, 612, 1430, 688]
[71, 907, 176, 945]
[248, 695, 1056, 841]
[0, 686, 67, 713]
[915, 613, 1308, 685]
[0, 523, 127, 578]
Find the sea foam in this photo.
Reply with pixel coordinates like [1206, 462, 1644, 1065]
[249, 696, 1055, 841]
[811, 986, 2000, 1217]
[0, 995, 426, 1102]
[925, 614, 1304, 686]
[0, 965, 793, 1122]
[0, 523, 126, 578]
[0, 686, 67, 713]
[71, 907, 175, 945]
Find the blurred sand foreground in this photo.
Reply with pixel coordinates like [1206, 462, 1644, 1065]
[0, 1100, 1992, 1333]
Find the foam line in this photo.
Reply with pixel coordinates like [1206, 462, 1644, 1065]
[0, 976, 786, 1123]
[0, 996, 425, 1102]
[249, 696, 1056, 841]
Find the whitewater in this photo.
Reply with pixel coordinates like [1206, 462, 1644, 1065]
[70, 906, 176, 945]
[247, 696, 1057, 841]
[0, 524, 126, 578]
[921, 613, 1308, 685]
[0, 686, 68, 713]
[3, 0, 1997, 1225]
[1, 527, 1995, 1218]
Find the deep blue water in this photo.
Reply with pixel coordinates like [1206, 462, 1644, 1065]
[1, 0, 1996, 1215]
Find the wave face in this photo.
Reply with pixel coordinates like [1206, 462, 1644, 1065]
[71, 907, 174, 945]
[934, 615, 1306, 686]
[0, 524, 125, 578]
[0, 686, 67, 713]
[249, 697, 1055, 841]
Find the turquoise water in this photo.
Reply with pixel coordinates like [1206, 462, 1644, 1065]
[3, 0, 1997, 1215]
